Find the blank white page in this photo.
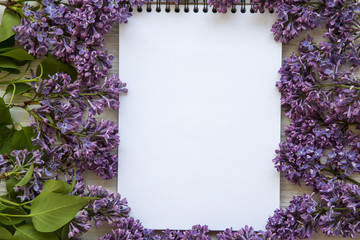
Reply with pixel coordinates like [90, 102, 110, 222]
[119, 7, 281, 230]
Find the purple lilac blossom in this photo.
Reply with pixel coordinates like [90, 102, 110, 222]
[99, 224, 212, 240]
[266, 194, 318, 239]
[67, 185, 130, 238]
[252, 0, 360, 43]
[28, 72, 127, 179]
[2, 150, 52, 202]
[13, 0, 138, 86]
[207, 0, 237, 13]
[217, 225, 270, 239]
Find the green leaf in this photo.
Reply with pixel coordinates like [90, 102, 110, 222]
[0, 49, 34, 61]
[36, 54, 77, 80]
[70, 172, 76, 192]
[0, 47, 16, 53]
[0, 9, 20, 43]
[0, 57, 18, 71]
[0, 207, 26, 225]
[5, 83, 32, 96]
[0, 98, 12, 126]
[15, 164, 34, 187]
[0, 67, 20, 74]
[0, 36, 15, 49]
[13, 224, 58, 240]
[0, 202, 8, 211]
[40, 179, 72, 195]
[22, 93, 33, 99]
[6, 176, 20, 193]
[30, 191, 93, 232]
[0, 126, 16, 154]
[60, 224, 69, 240]
[4, 177, 21, 204]
[11, 127, 35, 151]
[44, 114, 54, 124]
[0, 226, 12, 239]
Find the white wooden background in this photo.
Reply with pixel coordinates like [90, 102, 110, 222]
[0, 6, 345, 240]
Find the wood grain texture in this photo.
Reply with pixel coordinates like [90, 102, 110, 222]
[0, 6, 345, 239]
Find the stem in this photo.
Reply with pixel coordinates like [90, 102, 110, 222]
[51, 92, 104, 98]
[6, 83, 16, 107]
[0, 72, 11, 80]
[302, 2, 324, 6]
[11, 117, 23, 128]
[0, 61, 42, 85]
[0, 213, 29, 218]
[332, 207, 360, 212]
[323, 168, 360, 186]
[0, 198, 31, 207]
[35, 60, 43, 80]
[13, 62, 31, 82]
[320, 83, 360, 90]
[0, 79, 41, 85]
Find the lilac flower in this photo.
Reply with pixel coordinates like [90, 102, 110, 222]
[36, 31, 48, 42]
[76, 44, 88, 56]
[109, 0, 120, 9]
[57, 119, 74, 134]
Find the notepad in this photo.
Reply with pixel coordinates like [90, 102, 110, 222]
[118, 6, 281, 230]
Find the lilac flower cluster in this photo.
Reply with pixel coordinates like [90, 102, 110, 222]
[252, 0, 360, 43]
[277, 36, 360, 121]
[0, 150, 52, 202]
[207, 0, 237, 13]
[100, 224, 212, 240]
[27, 72, 127, 180]
[99, 218, 145, 240]
[67, 185, 130, 238]
[274, 35, 360, 190]
[13, 0, 136, 86]
[264, 0, 360, 238]
[266, 194, 318, 239]
[217, 225, 270, 239]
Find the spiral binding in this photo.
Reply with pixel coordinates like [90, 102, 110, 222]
[125, 0, 271, 13]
